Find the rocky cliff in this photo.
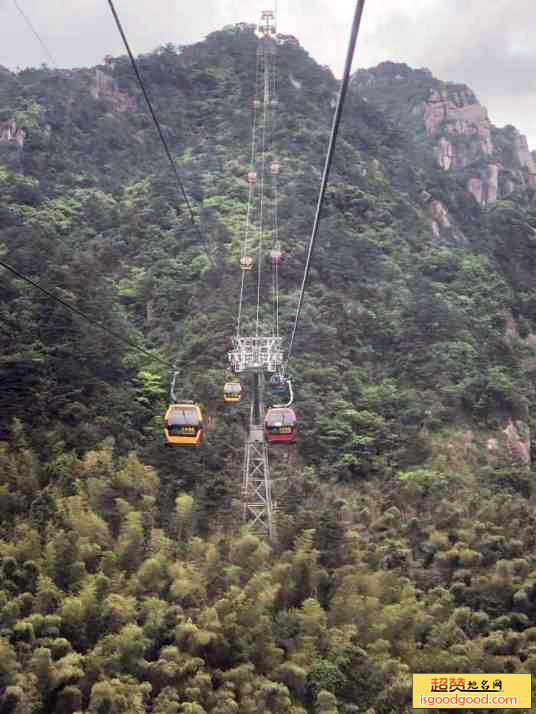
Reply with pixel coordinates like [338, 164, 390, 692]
[91, 68, 135, 113]
[352, 61, 536, 469]
[0, 118, 25, 147]
[353, 62, 536, 210]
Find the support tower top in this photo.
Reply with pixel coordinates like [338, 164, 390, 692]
[228, 336, 283, 374]
[259, 10, 276, 37]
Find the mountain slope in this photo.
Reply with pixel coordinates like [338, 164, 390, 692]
[1, 24, 536, 713]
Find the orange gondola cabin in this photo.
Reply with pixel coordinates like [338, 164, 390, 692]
[164, 403, 204, 446]
[264, 407, 298, 444]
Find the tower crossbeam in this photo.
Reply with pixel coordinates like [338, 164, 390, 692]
[228, 335, 283, 374]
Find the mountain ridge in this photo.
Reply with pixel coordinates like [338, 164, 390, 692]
[1, 25, 536, 712]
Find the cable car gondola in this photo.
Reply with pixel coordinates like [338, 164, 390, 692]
[270, 241, 283, 266]
[240, 255, 253, 271]
[265, 407, 298, 444]
[270, 373, 290, 399]
[224, 382, 241, 403]
[164, 403, 204, 446]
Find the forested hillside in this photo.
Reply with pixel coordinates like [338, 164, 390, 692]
[1, 23, 536, 713]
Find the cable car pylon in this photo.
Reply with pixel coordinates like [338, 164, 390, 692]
[242, 372, 275, 539]
[228, 8, 280, 541]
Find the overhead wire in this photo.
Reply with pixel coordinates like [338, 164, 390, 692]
[0, 258, 174, 368]
[236, 47, 262, 337]
[11, 0, 366, 387]
[106, 0, 205, 246]
[10, 1, 203, 377]
[12, 0, 58, 67]
[255, 39, 270, 337]
[7, 2, 174, 372]
[107, 0, 216, 387]
[270, 40, 280, 339]
[286, 0, 367, 364]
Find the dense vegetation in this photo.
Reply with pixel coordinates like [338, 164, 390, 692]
[1, 24, 536, 713]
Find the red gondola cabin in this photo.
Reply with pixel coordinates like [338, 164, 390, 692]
[264, 407, 298, 444]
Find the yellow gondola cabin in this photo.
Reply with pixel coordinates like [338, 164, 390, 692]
[164, 403, 204, 446]
[224, 382, 242, 403]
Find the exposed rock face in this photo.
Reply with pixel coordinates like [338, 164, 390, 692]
[91, 69, 135, 113]
[514, 132, 536, 187]
[434, 136, 454, 170]
[467, 163, 499, 206]
[486, 164, 499, 203]
[504, 312, 519, 342]
[420, 86, 506, 206]
[421, 87, 493, 169]
[467, 177, 483, 205]
[503, 419, 531, 465]
[425, 198, 450, 238]
[354, 65, 535, 210]
[419, 192, 451, 238]
[0, 119, 25, 148]
[515, 133, 533, 166]
[486, 420, 530, 467]
[417, 83, 536, 207]
[429, 199, 450, 231]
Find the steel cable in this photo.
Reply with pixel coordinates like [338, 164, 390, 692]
[286, 0, 367, 363]
[0, 258, 174, 367]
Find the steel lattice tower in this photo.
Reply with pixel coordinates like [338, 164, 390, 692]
[242, 372, 275, 539]
[228, 10, 280, 541]
[228, 339, 281, 540]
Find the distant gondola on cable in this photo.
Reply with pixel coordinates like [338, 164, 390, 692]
[270, 373, 290, 399]
[270, 241, 283, 266]
[164, 403, 204, 446]
[240, 255, 253, 271]
[224, 381, 242, 403]
[265, 407, 298, 444]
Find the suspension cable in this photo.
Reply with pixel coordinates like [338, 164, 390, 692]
[286, 0, 366, 364]
[270, 37, 280, 340]
[236, 271, 246, 337]
[236, 46, 262, 336]
[272, 263, 276, 336]
[255, 39, 269, 337]
[273, 165, 280, 339]
[0, 258, 174, 368]
[107, 0, 205, 246]
[236, 175, 254, 336]
[275, 258, 280, 338]
[13, 0, 58, 67]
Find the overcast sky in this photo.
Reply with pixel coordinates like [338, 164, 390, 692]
[1, 0, 535, 147]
